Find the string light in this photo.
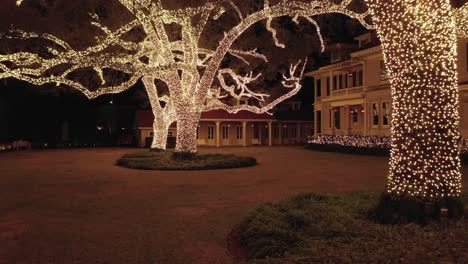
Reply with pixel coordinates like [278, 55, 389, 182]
[455, 2, 468, 37]
[1, 1, 465, 200]
[365, 0, 463, 199]
[0, 0, 372, 153]
[310, 135, 391, 149]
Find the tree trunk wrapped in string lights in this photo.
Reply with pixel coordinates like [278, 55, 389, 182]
[142, 76, 176, 150]
[0, 0, 372, 153]
[366, 0, 465, 221]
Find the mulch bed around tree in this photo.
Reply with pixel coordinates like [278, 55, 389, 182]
[116, 150, 257, 170]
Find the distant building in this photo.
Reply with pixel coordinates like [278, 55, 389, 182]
[135, 99, 314, 148]
[306, 33, 468, 137]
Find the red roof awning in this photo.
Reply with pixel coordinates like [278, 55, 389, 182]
[136, 110, 275, 128]
[201, 109, 275, 121]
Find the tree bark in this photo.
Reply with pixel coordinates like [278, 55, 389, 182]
[175, 109, 201, 154]
[367, 0, 462, 199]
[151, 120, 170, 150]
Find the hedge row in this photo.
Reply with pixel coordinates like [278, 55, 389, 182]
[305, 143, 468, 165]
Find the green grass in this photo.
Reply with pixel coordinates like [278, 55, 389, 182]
[238, 192, 468, 263]
[116, 150, 257, 170]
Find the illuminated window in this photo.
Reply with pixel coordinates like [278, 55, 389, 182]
[222, 126, 229, 139]
[236, 126, 243, 140]
[334, 108, 340, 129]
[382, 102, 390, 126]
[208, 126, 215, 140]
[372, 102, 379, 127]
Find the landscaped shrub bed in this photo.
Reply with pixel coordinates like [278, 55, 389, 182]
[116, 150, 257, 170]
[305, 143, 390, 156]
[307, 135, 468, 164]
[236, 192, 468, 263]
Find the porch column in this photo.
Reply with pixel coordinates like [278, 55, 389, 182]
[364, 98, 368, 135]
[268, 122, 272, 146]
[242, 121, 247, 147]
[343, 105, 350, 135]
[216, 121, 221, 147]
[313, 111, 318, 136]
[331, 108, 335, 135]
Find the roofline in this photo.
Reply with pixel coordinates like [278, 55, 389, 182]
[351, 45, 383, 58]
[305, 59, 363, 76]
[137, 120, 314, 129]
[304, 45, 383, 77]
[200, 118, 275, 122]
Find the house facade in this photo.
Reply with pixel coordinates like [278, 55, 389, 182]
[135, 100, 314, 148]
[307, 33, 468, 138]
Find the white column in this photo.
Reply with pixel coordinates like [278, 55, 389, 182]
[268, 122, 272, 146]
[242, 121, 247, 147]
[313, 111, 318, 136]
[364, 98, 368, 135]
[343, 105, 350, 135]
[216, 121, 221, 147]
[331, 108, 335, 135]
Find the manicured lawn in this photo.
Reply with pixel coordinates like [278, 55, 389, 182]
[238, 192, 468, 263]
[0, 147, 467, 263]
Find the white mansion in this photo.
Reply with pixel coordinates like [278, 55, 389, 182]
[306, 33, 468, 138]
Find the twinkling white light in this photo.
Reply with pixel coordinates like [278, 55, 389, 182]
[365, 0, 463, 199]
[206, 59, 307, 115]
[310, 135, 391, 149]
[1, 0, 372, 153]
[455, 2, 468, 37]
[2, 0, 465, 199]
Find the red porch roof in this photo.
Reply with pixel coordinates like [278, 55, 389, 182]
[136, 110, 275, 128]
